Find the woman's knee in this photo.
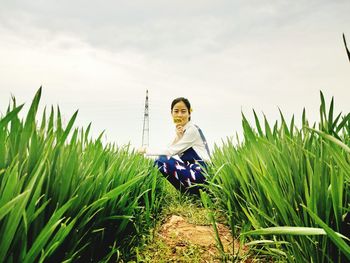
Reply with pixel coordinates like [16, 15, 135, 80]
[153, 155, 167, 168]
[153, 159, 161, 168]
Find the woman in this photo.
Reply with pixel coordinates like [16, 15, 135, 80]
[138, 97, 210, 195]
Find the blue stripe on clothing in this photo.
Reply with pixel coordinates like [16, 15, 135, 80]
[154, 147, 207, 195]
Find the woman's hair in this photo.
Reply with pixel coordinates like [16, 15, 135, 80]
[171, 97, 191, 121]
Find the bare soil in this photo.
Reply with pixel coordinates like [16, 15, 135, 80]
[150, 215, 248, 262]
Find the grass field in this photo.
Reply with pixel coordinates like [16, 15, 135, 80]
[206, 91, 350, 262]
[0, 88, 167, 262]
[0, 88, 349, 262]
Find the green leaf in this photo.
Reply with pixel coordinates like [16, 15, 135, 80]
[336, 113, 350, 133]
[343, 33, 350, 62]
[58, 110, 78, 145]
[253, 110, 263, 137]
[328, 96, 334, 133]
[303, 205, 350, 260]
[0, 190, 30, 221]
[242, 226, 349, 241]
[309, 128, 350, 153]
[0, 104, 24, 130]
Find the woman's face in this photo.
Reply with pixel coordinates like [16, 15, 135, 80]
[172, 101, 190, 126]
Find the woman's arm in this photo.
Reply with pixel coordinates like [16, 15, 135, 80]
[145, 126, 197, 156]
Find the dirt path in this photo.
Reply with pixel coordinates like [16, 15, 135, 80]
[137, 213, 250, 262]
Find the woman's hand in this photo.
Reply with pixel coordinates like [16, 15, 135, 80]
[175, 125, 185, 138]
[171, 125, 185, 145]
[137, 146, 147, 154]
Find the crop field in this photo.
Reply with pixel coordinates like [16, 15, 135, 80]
[0, 88, 349, 262]
[206, 92, 350, 262]
[0, 88, 166, 262]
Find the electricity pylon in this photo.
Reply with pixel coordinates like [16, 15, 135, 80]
[142, 90, 149, 147]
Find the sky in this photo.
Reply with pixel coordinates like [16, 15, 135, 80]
[0, 0, 349, 151]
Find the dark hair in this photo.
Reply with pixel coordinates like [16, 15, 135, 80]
[171, 97, 191, 121]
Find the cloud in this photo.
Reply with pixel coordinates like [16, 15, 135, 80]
[0, 0, 349, 149]
[1, 1, 349, 57]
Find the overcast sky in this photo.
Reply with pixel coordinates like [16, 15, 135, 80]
[0, 0, 349, 151]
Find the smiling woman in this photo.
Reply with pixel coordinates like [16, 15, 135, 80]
[138, 97, 211, 195]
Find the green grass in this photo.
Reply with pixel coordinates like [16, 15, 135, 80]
[1, 88, 349, 262]
[207, 91, 350, 262]
[0, 88, 166, 262]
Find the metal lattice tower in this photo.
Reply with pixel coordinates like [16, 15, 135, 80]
[142, 90, 149, 147]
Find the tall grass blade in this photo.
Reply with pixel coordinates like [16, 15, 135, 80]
[242, 226, 349, 240]
[343, 33, 350, 62]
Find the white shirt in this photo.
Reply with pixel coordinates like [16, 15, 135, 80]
[145, 121, 210, 161]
